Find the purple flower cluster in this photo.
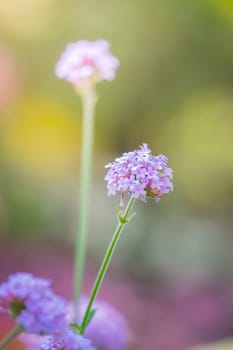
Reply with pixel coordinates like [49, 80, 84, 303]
[17, 289, 68, 334]
[78, 298, 129, 350]
[0, 273, 68, 335]
[40, 331, 95, 350]
[55, 40, 119, 90]
[0, 272, 51, 311]
[105, 143, 173, 202]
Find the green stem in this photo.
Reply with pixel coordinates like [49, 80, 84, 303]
[80, 196, 135, 333]
[73, 87, 97, 321]
[0, 325, 24, 350]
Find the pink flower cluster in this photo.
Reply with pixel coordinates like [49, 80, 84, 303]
[105, 144, 173, 202]
[55, 40, 119, 90]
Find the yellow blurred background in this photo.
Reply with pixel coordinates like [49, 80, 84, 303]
[0, 1, 233, 349]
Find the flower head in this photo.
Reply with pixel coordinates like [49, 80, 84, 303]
[55, 40, 119, 91]
[0, 272, 68, 335]
[40, 331, 95, 350]
[105, 143, 173, 203]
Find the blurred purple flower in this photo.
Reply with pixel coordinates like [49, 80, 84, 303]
[40, 331, 95, 350]
[0, 273, 51, 312]
[0, 272, 68, 335]
[105, 143, 173, 203]
[17, 289, 68, 334]
[69, 298, 129, 350]
[55, 40, 119, 91]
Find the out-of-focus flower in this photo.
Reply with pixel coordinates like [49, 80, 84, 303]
[40, 331, 95, 350]
[19, 334, 48, 350]
[17, 290, 68, 334]
[0, 45, 22, 113]
[105, 143, 173, 203]
[69, 298, 129, 350]
[0, 273, 51, 312]
[55, 40, 119, 92]
[0, 272, 68, 335]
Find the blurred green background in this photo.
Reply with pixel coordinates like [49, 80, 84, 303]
[0, 0, 233, 348]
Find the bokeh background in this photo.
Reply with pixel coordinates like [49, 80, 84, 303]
[0, 0, 233, 349]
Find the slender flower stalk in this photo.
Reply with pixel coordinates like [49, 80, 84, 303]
[80, 144, 173, 334]
[0, 325, 24, 350]
[55, 39, 119, 321]
[73, 86, 97, 319]
[80, 196, 135, 334]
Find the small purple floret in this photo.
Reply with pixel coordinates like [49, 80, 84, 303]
[104, 143, 173, 203]
[40, 331, 95, 350]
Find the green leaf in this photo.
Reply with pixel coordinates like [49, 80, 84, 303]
[115, 205, 120, 216]
[116, 208, 128, 224]
[127, 212, 136, 222]
[118, 215, 128, 224]
[84, 308, 97, 328]
[70, 323, 82, 334]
